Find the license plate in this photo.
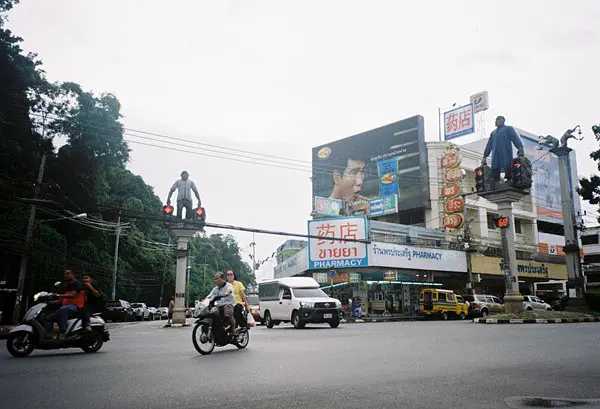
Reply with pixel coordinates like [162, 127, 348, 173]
[323, 313, 333, 319]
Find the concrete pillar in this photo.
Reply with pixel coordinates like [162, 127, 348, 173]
[479, 187, 526, 313]
[169, 227, 196, 325]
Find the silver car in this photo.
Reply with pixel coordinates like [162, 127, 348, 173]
[523, 296, 552, 311]
[131, 303, 150, 320]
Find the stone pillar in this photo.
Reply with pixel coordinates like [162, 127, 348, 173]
[479, 186, 526, 313]
[169, 226, 196, 325]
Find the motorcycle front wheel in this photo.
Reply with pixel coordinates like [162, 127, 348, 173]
[7, 332, 34, 358]
[192, 323, 215, 355]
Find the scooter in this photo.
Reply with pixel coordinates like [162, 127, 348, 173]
[192, 298, 249, 355]
[6, 291, 110, 358]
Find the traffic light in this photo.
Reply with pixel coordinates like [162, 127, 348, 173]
[474, 166, 485, 192]
[510, 157, 532, 189]
[495, 216, 510, 229]
[194, 207, 206, 223]
[162, 204, 174, 216]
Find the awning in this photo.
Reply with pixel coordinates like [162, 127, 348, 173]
[320, 281, 443, 290]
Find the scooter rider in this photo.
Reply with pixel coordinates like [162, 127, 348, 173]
[206, 272, 235, 332]
[226, 270, 248, 330]
[54, 269, 86, 340]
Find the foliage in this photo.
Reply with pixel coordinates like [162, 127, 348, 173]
[0, 4, 253, 315]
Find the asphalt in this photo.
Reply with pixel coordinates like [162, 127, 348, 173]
[1, 320, 599, 409]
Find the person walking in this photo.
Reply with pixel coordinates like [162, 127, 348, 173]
[166, 297, 175, 327]
[81, 273, 105, 331]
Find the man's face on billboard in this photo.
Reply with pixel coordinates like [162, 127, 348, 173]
[332, 159, 366, 200]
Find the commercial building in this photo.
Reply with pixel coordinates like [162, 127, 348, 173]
[581, 226, 600, 295]
[272, 114, 578, 317]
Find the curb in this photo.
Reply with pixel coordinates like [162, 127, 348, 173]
[473, 317, 600, 324]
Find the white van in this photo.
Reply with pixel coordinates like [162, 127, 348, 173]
[258, 277, 342, 329]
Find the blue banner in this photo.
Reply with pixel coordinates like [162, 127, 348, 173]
[377, 158, 399, 197]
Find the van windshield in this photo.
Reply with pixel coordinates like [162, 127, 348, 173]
[292, 288, 327, 298]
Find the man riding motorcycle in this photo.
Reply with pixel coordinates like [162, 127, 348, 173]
[206, 272, 235, 332]
[53, 269, 86, 340]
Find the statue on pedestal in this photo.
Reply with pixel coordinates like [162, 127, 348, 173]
[166, 171, 201, 220]
[482, 116, 525, 184]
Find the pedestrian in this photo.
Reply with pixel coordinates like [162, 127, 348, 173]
[166, 297, 175, 327]
[81, 273, 105, 331]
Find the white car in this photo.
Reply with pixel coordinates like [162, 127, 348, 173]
[131, 303, 150, 320]
[259, 277, 342, 329]
[522, 295, 552, 311]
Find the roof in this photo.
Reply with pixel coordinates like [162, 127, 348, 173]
[260, 277, 319, 288]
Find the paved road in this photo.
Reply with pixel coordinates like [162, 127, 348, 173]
[1, 320, 599, 409]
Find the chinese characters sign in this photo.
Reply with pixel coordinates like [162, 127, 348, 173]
[308, 217, 368, 269]
[444, 104, 474, 140]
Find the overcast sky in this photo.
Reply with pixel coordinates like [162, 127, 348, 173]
[8, 1, 600, 280]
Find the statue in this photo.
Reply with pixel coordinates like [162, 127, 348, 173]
[166, 171, 201, 219]
[482, 116, 525, 183]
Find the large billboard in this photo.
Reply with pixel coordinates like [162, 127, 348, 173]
[520, 131, 580, 224]
[312, 116, 429, 216]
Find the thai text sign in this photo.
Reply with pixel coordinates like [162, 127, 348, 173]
[308, 217, 368, 269]
[368, 242, 467, 272]
[444, 104, 474, 140]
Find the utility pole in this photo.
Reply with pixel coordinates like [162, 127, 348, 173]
[250, 233, 256, 277]
[185, 251, 191, 309]
[13, 153, 47, 323]
[111, 212, 122, 300]
[543, 126, 584, 297]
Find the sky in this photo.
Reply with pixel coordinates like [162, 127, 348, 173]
[8, 0, 600, 281]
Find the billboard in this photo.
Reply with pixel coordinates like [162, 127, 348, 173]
[313, 196, 344, 217]
[308, 217, 368, 269]
[521, 133, 580, 224]
[470, 91, 489, 113]
[312, 116, 429, 216]
[444, 104, 474, 140]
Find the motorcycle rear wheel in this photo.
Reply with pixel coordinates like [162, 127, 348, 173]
[7, 332, 34, 358]
[192, 323, 215, 355]
[235, 330, 250, 349]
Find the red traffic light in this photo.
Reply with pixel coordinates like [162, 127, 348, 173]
[162, 204, 174, 215]
[495, 216, 510, 229]
[195, 207, 206, 220]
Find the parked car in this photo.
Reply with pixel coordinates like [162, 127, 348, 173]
[463, 294, 504, 318]
[158, 307, 169, 319]
[131, 303, 150, 321]
[103, 299, 134, 322]
[522, 295, 552, 311]
[247, 293, 261, 325]
[259, 277, 342, 329]
[147, 307, 159, 320]
[419, 289, 469, 320]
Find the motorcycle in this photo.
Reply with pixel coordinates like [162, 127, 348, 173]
[6, 290, 110, 358]
[192, 297, 249, 355]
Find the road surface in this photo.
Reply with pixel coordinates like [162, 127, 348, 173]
[1, 320, 599, 409]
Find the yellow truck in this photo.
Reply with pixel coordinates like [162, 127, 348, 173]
[419, 289, 468, 320]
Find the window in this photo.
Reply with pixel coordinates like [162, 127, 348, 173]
[487, 213, 497, 230]
[292, 288, 327, 298]
[515, 218, 523, 234]
[582, 235, 599, 245]
[438, 292, 447, 302]
[585, 254, 600, 264]
[537, 221, 564, 236]
[282, 288, 292, 300]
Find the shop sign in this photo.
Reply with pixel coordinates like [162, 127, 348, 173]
[384, 271, 397, 281]
[444, 104, 474, 140]
[440, 145, 464, 231]
[470, 255, 567, 280]
[368, 242, 467, 273]
[470, 91, 489, 113]
[308, 217, 369, 269]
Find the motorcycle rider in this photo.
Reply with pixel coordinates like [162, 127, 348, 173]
[226, 270, 248, 330]
[206, 272, 235, 332]
[54, 269, 86, 340]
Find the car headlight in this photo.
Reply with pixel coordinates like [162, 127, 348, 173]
[300, 301, 314, 309]
[335, 301, 342, 308]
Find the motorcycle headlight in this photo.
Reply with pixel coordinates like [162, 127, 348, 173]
[33, 292, 48, 302]
[300, 301, 314, 309]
